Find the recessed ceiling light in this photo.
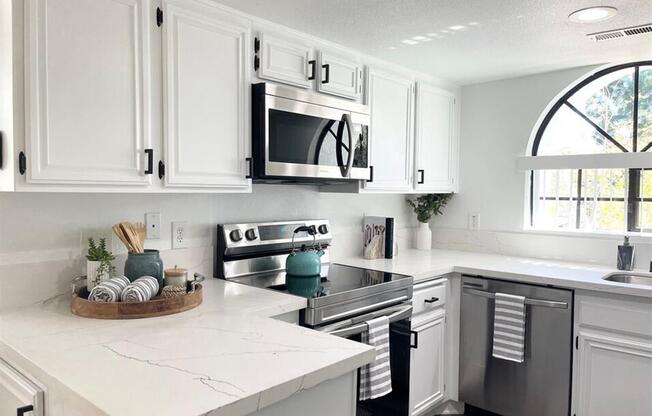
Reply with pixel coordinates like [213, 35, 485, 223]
[449, 25, 466, 31]
[440, 29, 450, 34]
[412, 35, 428, 41]
[467, 21, 480, 26]
[402, 39, 419, 45]
[569, 6, 618, 23]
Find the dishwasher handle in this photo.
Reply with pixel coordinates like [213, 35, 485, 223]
[462, 287, 568, 309]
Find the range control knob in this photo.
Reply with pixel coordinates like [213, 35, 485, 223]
[318, 224, 329, 234]
[245, 228, 258, 241]
[229, 229, 243, 242]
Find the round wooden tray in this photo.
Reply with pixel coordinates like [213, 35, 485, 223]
[71, 284, 203, 319]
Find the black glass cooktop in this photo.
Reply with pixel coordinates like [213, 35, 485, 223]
[232, 264, 411, 299]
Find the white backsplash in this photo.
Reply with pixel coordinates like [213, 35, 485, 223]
[0, 186, 416, 310]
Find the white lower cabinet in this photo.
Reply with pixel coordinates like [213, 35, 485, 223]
[162, 0, 251, 190]
[572, 292, 652, 416]
[0, 359, 44, 416]
[409, 279, 448, 416]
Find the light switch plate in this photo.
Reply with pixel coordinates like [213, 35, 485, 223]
[172, 221, 188, 249]
[469, 213, 480, 230]
[146, 212, 161, 239]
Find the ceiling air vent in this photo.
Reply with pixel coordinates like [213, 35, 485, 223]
[587, 23, 652, 41]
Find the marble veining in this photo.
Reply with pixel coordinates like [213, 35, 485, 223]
[0, 279, 375, 416]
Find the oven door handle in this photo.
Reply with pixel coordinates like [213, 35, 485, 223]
[318, 304, 413, 338]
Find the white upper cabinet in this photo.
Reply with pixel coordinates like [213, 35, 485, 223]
[256, 33, 314, 89]
[414, 82, 458, 193]
[317, 51, 363, 100]
[23, 0, 151, 186]
[162, 0, 251, 190]
[363, 68, 414, 192]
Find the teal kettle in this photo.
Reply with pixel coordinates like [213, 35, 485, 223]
[286, 226, 324, 277]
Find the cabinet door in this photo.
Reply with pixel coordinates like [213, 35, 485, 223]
[162, 0, 250, 189]
[317, 52, 363, 100]
[23, 0, 151, 186]
[414, 83, 457, 193]
[410, 311, 446, 416]
[364, 68, 413, 192]
[575, 330, 652, 416]
[257, 33, 314, 88]
[0, 359, 44, 416]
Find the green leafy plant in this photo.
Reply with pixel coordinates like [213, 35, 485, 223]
[86, 238, 116, 277]
[407, 193, 453, 223]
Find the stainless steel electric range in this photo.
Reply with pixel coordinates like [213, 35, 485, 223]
[215, 220, 414, 416]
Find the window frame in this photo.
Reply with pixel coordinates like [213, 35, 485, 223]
[528, 60, 652, 233]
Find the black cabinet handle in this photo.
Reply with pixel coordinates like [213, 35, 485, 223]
[308, 60, 316, 80]
[156, 7, 163, 27]
[245, 157, 253, 179]
[367, 165, 374, 182]
[18, 151, 26, 175]
[424, 297, 439, 304]
[17, 405, 34, 416]
[0, 131, 3, 169]
[144, 149, 153, 174]
[418, 169, 425, 184]
[322, 64, 330, 84]
[410, 330, 419, 349]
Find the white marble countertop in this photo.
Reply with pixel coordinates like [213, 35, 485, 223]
[0, 279, 375, 416]
[337, 249, 652, 299]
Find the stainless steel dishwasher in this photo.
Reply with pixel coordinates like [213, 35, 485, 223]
[459, 275, 574, 416]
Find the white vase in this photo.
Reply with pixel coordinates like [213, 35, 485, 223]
[86, 261, 109, 290]
[415, 221, 432, 251]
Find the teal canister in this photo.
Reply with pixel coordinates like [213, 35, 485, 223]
[124, 249, 164, 290]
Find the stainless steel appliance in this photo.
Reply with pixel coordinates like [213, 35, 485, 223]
[459, 275, 574, 416]
[251, 83, 371, 182]
[215, 220, 414, 415]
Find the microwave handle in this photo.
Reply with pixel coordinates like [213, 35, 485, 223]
[338, 113, 354, 177]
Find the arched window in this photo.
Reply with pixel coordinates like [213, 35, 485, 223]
[524, 61, 652, 233]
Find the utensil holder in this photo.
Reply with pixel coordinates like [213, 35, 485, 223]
[124, 249, 164, 290]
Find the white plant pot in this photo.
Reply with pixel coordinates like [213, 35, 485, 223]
[415, 222, 432, 251]
[86, 261, 109, 290]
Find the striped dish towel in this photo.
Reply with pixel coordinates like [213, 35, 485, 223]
[359, 316, 392, 400]
[121, 276, 160, 302]
[492, 292, 526, 363]
[88, 276, 130, 303]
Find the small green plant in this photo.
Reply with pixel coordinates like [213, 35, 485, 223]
[87, 238, 116, 277]
[407, 193, 453, 223]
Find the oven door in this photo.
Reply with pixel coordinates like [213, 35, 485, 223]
[317, 303, 413, 416]
[262, 94, 369, 181]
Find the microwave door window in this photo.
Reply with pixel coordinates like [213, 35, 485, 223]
[269, 109, 344, 168]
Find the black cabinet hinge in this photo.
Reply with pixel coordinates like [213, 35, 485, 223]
[18, 151, 26, 175]
[254, 37, 260, 53]
[158, 160, 165, 179]
[575, 336, 579, 350]
[254, 55, 260, 71]
[156, 7, 163, 27]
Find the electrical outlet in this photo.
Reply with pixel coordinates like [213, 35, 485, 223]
[146, 212, 161, 239]
[172, 221, 188, 249]
[469, 213, 480, 230]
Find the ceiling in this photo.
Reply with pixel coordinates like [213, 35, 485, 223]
[216, 0, 652, 85]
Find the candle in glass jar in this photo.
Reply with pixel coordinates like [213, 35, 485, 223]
[164, 265, 188, 288]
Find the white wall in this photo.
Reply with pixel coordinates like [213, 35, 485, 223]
[431, 64, 652, 269]
[0, 186, 414, 309]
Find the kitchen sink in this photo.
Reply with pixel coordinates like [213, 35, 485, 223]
[603, 272, 652, 286]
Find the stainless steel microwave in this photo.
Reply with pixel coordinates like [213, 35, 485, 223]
[252, 83, 371, 182]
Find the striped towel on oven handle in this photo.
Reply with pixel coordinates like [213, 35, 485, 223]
[359, 315, 392, 400]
